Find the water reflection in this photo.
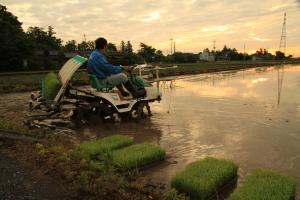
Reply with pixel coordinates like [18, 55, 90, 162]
[76, 119, 163, 145]
[149, 65, 300, 192]
[81, 65, 300, 194]
[277, 66, 284, 105]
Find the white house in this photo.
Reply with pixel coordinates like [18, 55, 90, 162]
[199, 49, 215, 61]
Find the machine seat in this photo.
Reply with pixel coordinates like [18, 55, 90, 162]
[88, 74, 114, 91]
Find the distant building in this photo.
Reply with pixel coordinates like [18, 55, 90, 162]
[64, 52, 77, 58]
[252, 56, 263, 61]
[35, 50, 60, 56]
[199, 49, 215, 61]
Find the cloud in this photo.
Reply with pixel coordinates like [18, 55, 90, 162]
[141, 11, 161, 22]
[1, 0, 300, 56]
[252, 37, 271, 42]
[202, 26, 229, 32]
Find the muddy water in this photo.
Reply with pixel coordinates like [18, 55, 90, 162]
[79, 65, 300, 193]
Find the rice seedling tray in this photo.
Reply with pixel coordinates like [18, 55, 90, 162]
[78, 135, 133, 158]
[171, 157, 238, 200]
[42, 72, 61, 100]
[229, 169, 297, 200]
[112, 143, 166, 170]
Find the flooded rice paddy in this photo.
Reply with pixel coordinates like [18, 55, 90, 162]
[2, 64, 298, 195]
[78, 64, 300, 194]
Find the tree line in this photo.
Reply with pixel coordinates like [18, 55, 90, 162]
[0, 4, 291, 72]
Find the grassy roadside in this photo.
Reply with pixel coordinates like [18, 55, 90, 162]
[1, 60, 299, 94]
[0, 118, 188, 200]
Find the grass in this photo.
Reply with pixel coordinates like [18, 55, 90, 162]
[78, 135, 133, 159]
[229, 169, 297, 200]
[78, 135, 133, 157]
[171, 157, 238, 200]
[112, 143, 166, 170]
[0, 117, 51, 137]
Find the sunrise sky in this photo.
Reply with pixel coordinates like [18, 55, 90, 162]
[1, 0, 300, 56]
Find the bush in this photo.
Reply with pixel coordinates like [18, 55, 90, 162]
[171, 157, 238, 200]
[112, 143, 166, 170]
[229, 169, 296, 200]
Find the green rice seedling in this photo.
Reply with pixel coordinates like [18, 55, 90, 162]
[171, 157, 238, 200]
[44, 72, 57, 83]
[229, 169, 297, 200]
[42, 72, 61, 100]
[43, 78, 61, 100]
[112, 143, 166, 170]
[78, 135, 133, 159]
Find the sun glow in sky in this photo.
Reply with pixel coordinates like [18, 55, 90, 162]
[1, 0, 300, 56]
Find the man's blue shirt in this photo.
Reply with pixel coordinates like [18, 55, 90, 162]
[87, 50, 122, 79]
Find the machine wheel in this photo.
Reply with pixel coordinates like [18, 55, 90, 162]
[130, 101, 152, 119]
[90, 100, 121, 123]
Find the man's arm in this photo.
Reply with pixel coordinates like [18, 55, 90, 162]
[96, 54, 122, 74]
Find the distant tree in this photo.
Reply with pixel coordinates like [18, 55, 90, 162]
[26, 26, 64, 69]
[107, 42, 117, 52]
[47, 26, 55, 37]
[171, 52, 198, 63]
[154, 50, 165, 62]
[120, 41, 126, 52]
[0, 4, 30, 71]
[125, 41, 133, 53]
[86, 40, 95, 50]
[138, 43, 156, 62]
[27, 26, 62, 50]
[275, 51, 285, 60]
[77, 41, 88, 51]
[252, 48, 275, 60]
[124, 53, 144, 65]
[64, 40, 77, 51]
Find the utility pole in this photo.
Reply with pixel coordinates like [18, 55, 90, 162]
[173, 40, 176, 53]
[83, 33, 87, 52]
[277, 12, 287, 105]
[212, 40, 216, 52]
[170, 38, 173, 54]
[279, 12, 287, 54]
[83, 33, 87, 42]
[243, 43, 246, 62]
[243, 43, 246, 79]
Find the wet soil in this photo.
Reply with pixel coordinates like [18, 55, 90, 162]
[0, 152, 67, 200]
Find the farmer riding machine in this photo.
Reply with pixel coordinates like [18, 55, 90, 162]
[27, 55, 163, 128]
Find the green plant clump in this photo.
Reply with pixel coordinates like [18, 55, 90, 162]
[171, 157, 238, 200]
[78, 135, 133, 158]
[42, 72, 61, 100]
[44, 72, 57, 83]
[229, 169, 297, 200]
[112, 143, 166, 170]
